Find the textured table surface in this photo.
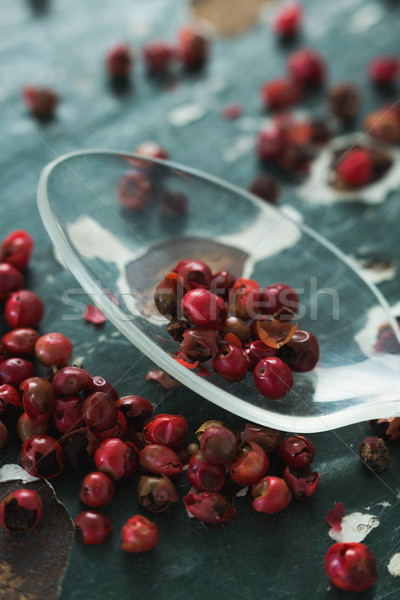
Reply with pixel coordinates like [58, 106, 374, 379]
[1, 0, 400, 598]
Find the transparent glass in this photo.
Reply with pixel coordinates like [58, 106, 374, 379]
[37, 150, 400, 432]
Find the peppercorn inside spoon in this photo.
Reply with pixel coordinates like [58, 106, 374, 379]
[38, 150, 400, 433]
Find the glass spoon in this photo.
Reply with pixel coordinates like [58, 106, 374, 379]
[37, 150, 400, 433]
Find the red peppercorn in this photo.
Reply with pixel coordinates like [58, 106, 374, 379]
[22, 86, 59, 119]
[5, 290, 44, 328]
[198, 423, 238, 465]
[245, 340, 277, 370]
[0, 263, 24, 301]
[252, 475, 292, 514]
[79, 471, 114, 508]
[212, 344, 250, 383]
[117, 172, 152, 211]
[106, 44, 133, 78]
[2, 328, 40, 357]
[35, 332, 73, 368]
[142, 41, 173, 74]
[139, 444, 183, 477]
[187, 451, 226, 492]
[60, 427, 98, 470]
[221, 317, 251, 345]
[143, 413, 188, 448]
[154, 273, 189, 319]
[82, 392, 116, 431]
[52, 366, 93, 396]
[260, 283, 298, 319]
[277, 329, 319, 372]
[53, 396, 84, 434]
[137, 474, 178, 512]
[253, 357, 293, 399]
[135, 140, 169, 160]
[256, 127, 286, 162]
[368, 56, 399, 86]
[279, 435, 315, 469]
[229, 441, 270, 487]
[283, 466, 320, 499]
[0, 383, 22, 408]
[335, 148, 374, 188]
[328, 83, 361, 122]
[115, 395, 153, 428]
[181, 288, 227, 329]
[175, 259, 212, 290]
[17, 412, 49, 442]
[177, 27, 209, 70]
[209, 270, 236, 300]
[21, 435, 64, 478]
[287, 48, 326, 87]
[94, 410, 128, 442]
[0, 489, 42, 532]
[74, 511, 113, 545]
[240, 424, 280, 454]
[0, 230, 34, 271]
[22, 377, 56, 424]
[260, 78, 302, 111]
[87, 375, 118, 401]
[183, 491, 236, 524]
[0, 357, 34, 387]
[324, 542, 378, 592]
[121, 515, 159, 552]
[180, 327, 219, 362]
[273, 1, 302, 38]
[94, 438, 139, 480]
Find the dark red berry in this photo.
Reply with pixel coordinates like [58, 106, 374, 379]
[328, 83, 361, 122]
[324, 542, 378, 592]
[273, 1, 302, 38]
[368, 56, 399, 86]
[175, 259, 212, 290]
[283, 466, 320, 499]
[22, 377, 56, 424]
[335, 148, 374, 188]
[115, 395, 153, 427]
[142, 41, 173, 74]
[279, 435, 315, 469]
[198, 423, 238, 465]
[221, 317, 251, 345]
[22, 86, 59, 119]
[82, 392, 116, 431]
[0, 263, 24, 301]
[154, 273, 189, 319]
[288, 48, 326, 86]
[2, 328, 40, 357]
[213, 344, 249, 383]
[135, 140, 169, 160]
[52, 366, 92, 396]
[59, 427, 98, 470]
[240, 424, 280, 454]
[143, 413, 188, 448]
[183, 491, 236, 524]
[249, 174, 280, 205]
[93, 409, 127, 442]
[229, 441, 270, 486]
[53, 396, 84, 434]
[177, 27, 209, 70]
[117, 172, 151, 210]
[35, 332, 73, 367]
[87, 376, 118, 401]
[187, 452, 226, 492]
[79, 471, 114, 508]
[121, 515, 159, 553]
[159, 190, 188, 218]
[253, 357, 293, 399]
[182, 288, 227, 329]
[359, 436, 389, 472]
[0, 230, 34, 271]
[245, 340, 277, 370]
[180, 327, 219, 362]
[252, 476, 292, 514]
[0, 357, 34, 387]
[139, 444, 182, 477]
[17, 412, 49, 442]
[209, 270, 236, 300]
[0, 383, 22, 408]
[277, 329, 319, 372]
[106, 44, 133, 78]
[21, 435, 64, 478]
[260, 283, 298, 319]
[74, 511, 112, 545]
[5, 290, 44, 328]
[256, 127, 285, 162]
[94, 438, 139, 480]
[0, 489, 42, 532]
[137, 474, 178, 513]
[260, 78, 302, 111]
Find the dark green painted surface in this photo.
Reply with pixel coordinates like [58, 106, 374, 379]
[1, 1, 400, 598]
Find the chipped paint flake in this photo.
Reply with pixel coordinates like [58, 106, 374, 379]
[388, 553, 400, 576]
[329, 511, 379, 543]
[168, 103, 206, 127]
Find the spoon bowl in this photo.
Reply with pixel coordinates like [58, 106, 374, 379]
[37, 150, 400, 432]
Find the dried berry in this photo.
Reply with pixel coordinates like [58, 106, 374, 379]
[249, 174, 280, 205]
[359, 436, 389, 473]
[137, 474, 178, 512]
[0, 489, 42, 532]
[183, 491, 236, 524]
